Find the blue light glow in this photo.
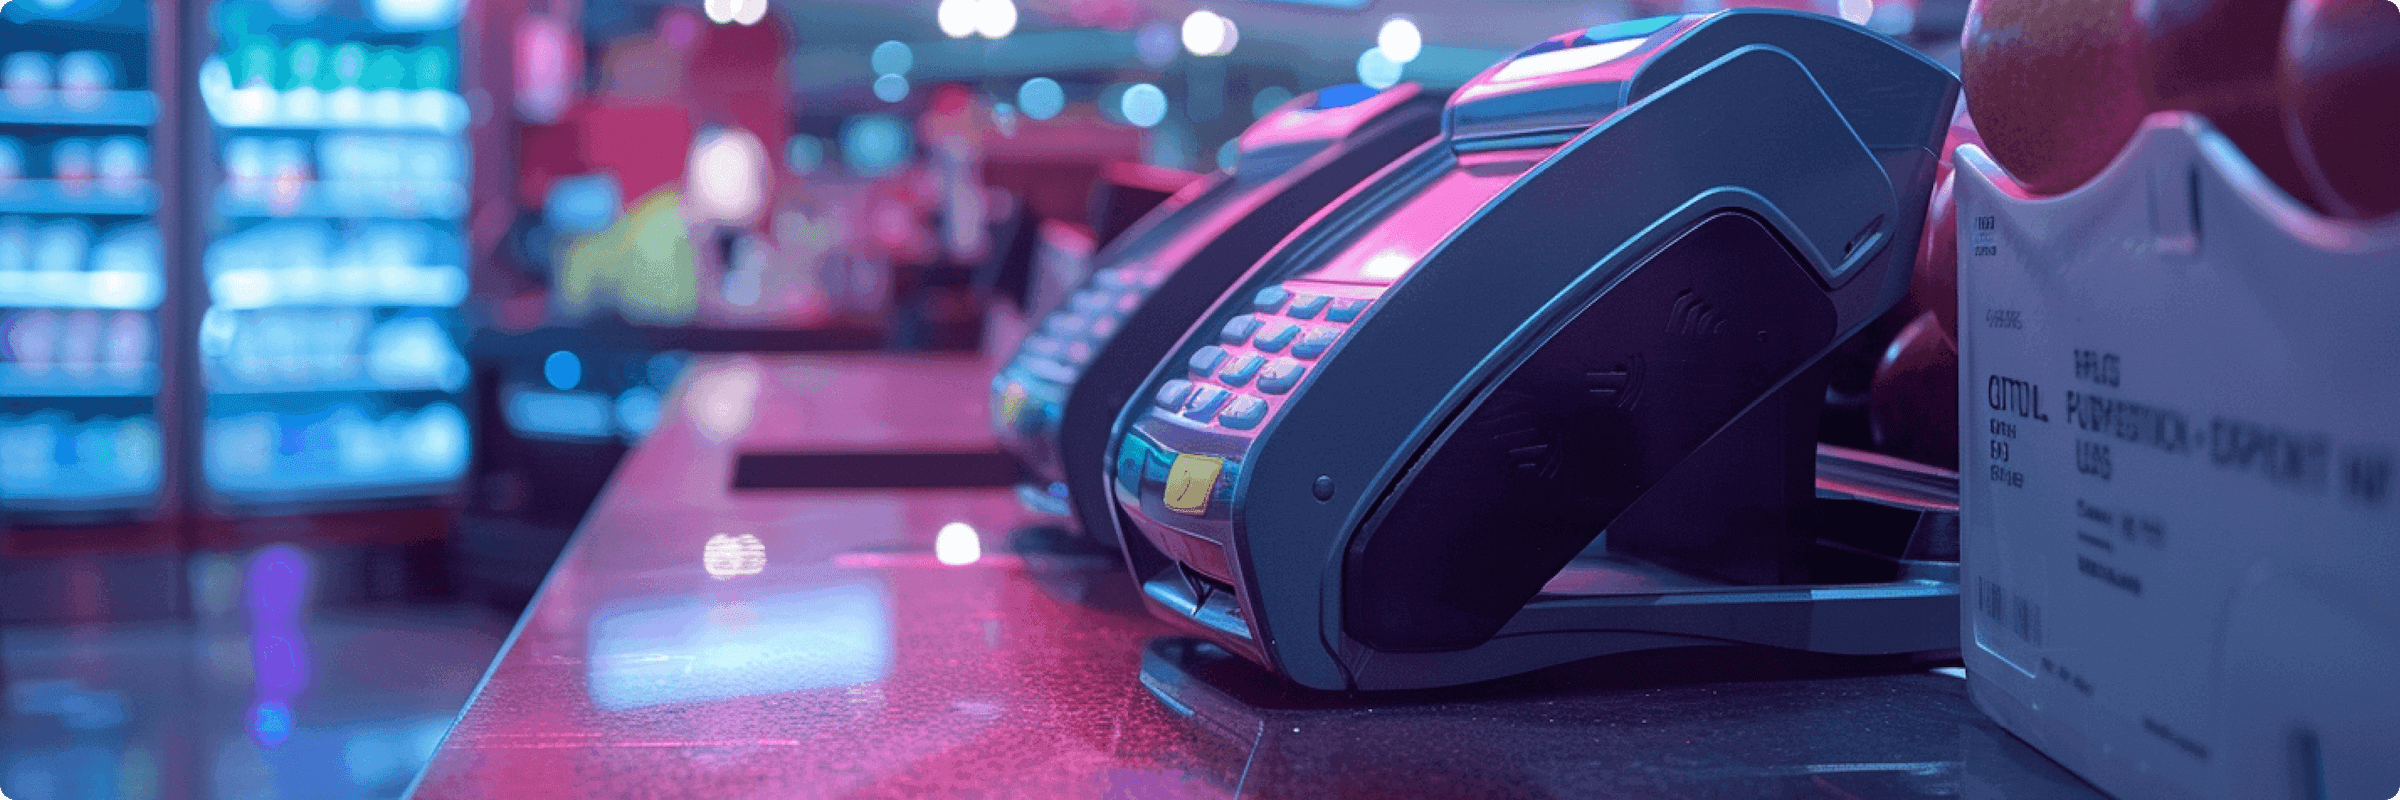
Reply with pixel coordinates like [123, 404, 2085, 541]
[504, 388, 613, 440]
[1356, 48, 1402, 89]
[1017, 77, 1064, 121]
[250, 701, 294, 748]
[1251, 85, 1293, 118]
[543, 350, 580, 390]
[840, 115, 911, 177]
[1120, 83, 1167, 128]
[870, 41, 914, 76]
[587, 582, 893, 710]
[615, 387, 662, 440]
[873, 74, 909, 103]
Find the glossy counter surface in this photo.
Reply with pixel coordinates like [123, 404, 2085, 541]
[409, 355, 2110, 799]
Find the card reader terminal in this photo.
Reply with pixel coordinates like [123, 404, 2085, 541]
[1110, 10, 1962, 690]
[992, 84, 1443, 543]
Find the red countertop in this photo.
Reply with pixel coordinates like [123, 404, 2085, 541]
[410, 354, 2109, 799]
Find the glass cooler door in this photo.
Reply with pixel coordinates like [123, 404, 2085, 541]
[193, 0, 471, 507]
[0, 0, 170, 518]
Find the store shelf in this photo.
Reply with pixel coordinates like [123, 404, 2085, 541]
[215, 184, 465, 220]
[0, 270, 165, 309]
[0, 181, 159, 215]
[204, 87, 469, 134]
[205, 378, 462, 397]
[208, 265, 467, 309]
[0, 92, 162, 127]
[0, 364, 158, 397]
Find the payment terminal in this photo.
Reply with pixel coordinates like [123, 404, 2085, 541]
[992, 84, 1443, 542]
[1109, 10, 1963, 690]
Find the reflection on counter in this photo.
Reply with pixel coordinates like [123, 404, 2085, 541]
[585, 580, 893, 711]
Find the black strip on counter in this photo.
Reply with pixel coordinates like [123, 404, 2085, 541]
[731, 451, 1025, 490]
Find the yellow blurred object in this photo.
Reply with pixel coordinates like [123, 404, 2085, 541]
[559, 188, 700, 325]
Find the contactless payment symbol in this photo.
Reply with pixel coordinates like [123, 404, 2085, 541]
[1163, 454, 1224, 515]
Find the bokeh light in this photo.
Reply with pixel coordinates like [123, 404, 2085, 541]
[1017, 77, 1064, 120]
[730, 0, 766, 26]
[787, 135, 825, 174]
[1134, 22, 1178, 68]
[873, 73, 910, 102]
[1120, 83, 1166, 128]
[1181, 10, 1238, 57]
[1356, 47, 1402, 89]
[935, 522, 982, 566]
[935, 0, 975, 38]
[841, 114, 912, 176]
[871, 40, 914, 76]
[543, 350, 580, 390]
[973, 0, 1017, 39]
[687, 126, 769, 223]
[1251, 85, 1293, 118]
[1377, 16, 1422, 63]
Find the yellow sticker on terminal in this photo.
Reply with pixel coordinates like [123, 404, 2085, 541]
[1162, 454, 1225, 516]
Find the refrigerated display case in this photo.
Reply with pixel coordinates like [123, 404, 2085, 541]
[0, 0, 173, 521]
[192, 0, 472, 508]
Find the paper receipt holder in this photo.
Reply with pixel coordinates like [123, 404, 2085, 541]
[1108, 10, 1966, 691]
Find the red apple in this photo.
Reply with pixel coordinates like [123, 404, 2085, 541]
[2280, 0, 2400, 220]
[1962, 0, 2151, 194]
[2138, 0, 2320, 211]
[1912, 172, 1961, 342]
[1870, 312, 1961, 469]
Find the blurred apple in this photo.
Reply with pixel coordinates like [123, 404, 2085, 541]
[1870, 312, 1960, 469]
[2280, 0, 2400, 220]
[1962, 0, 2148, 194]
[2138, 0, 2319, 211]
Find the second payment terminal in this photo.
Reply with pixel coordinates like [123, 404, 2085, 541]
[993, 85, 1443, 544]
[1110, 11, 1964, 690]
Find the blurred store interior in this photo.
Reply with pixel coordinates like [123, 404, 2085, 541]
[10, 0, 2380, 794]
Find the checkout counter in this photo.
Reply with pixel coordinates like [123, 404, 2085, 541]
[403, 352, 2111, 798]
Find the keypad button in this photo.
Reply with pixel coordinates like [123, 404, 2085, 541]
[1220, 315, 1263, 345]
[1070, 289, 1109, 311]
[1253, 323, 1300, 353]
[1217, 395, 1268, 430]
[1188, 346, 1228, 376]
[1023, 335, 1066, 359]
[1096, 270, 1132, 289]
[1114, 292, 1142, 313]
[1257, 359, 1307, 394]
[1183, 385, 1231, 420]
[1252, 285, 1292, 314]
[1216, 354, 1264, 387]
[1286, 293, 1331, 319]
[1155, 380, 1196, 410]
[1090, 315, 1119, 339]
[1066, 341, 1093, 364]
[1325, 297, 1372, 322]
[1291, 326, 1341, 359]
